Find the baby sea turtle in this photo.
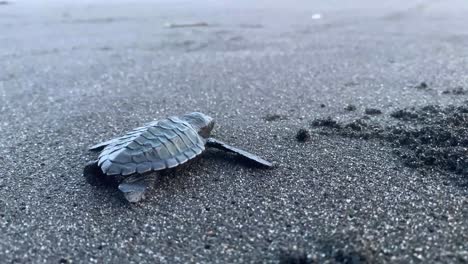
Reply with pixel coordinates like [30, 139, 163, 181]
[84, 112, 272, 202]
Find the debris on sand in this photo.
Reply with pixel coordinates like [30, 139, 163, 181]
[311, 117, 341, 128]
[442, 87, 466, 95]
[310, 102, 468, 181]
[344, 81, 359, 87]
[345, 104, 357, 111]
[316, 230, 377, 264]
[414, 82, 429, 89]
[296, 128, 311, 142]
[165, 22, 209, 28]
[344, 119, 372, 132]
[58, 257, 72, 264]
[0, 1, 10, 5]
[320, 104, 326, 108]
[453, 87, 466, 94]
[364, 108, 382, 115]
[279, 232, 378, 264]
[279, 249, 310, 264]
[390, 109, 419, 120]
[264, 114, 286, 122]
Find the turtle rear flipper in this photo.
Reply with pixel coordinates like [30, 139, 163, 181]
[118, 175, 153, 203]
[206, 138, 272, 168]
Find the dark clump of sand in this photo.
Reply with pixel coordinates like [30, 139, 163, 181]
[414, 82, 429, 89]
[364, 108, 382, 115]
[442, 87, 466, 95]
[296, 128, 311, 142]
[264, 113, 286, 122]
[278, 250, 310, 264]
[389, 109, 419, 120]
[317, 231, 377, 264]
[279, 230, 378, 264]
[345, 104, 357, 111]
[311, 117, 341, 129]
[310, 102, 468, 182]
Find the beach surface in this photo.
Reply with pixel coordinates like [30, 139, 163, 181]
[1, 0, 467, 263]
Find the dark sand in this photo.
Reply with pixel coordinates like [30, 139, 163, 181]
[1, 0, 467, 263]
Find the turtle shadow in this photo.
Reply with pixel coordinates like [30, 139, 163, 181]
[83, 160, 199, 203]
[152, 158, 204, 186]
[83, 161, 119, 188]
[82, 150, 271, 204]
[82, 163, 131, 205]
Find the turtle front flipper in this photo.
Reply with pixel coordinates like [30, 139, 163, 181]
[118, 175, 153, 203]
[206, 138, 273, 168]
[88, 138, 117, 151]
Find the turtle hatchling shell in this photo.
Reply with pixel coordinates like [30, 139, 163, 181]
[98, 116, 205, 176]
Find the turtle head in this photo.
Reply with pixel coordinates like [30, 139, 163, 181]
[181, 112, 214, 138]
